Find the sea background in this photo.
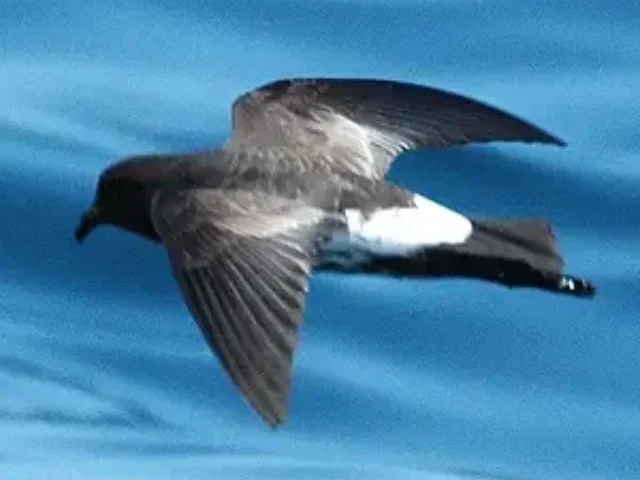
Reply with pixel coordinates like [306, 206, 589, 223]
[1, 1, 639, 479]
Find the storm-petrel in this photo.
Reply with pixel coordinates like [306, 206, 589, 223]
[75, 78, 595, 427]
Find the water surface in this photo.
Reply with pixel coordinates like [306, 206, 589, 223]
[1, 1, 639, 479]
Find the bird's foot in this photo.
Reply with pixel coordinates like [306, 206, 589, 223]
[557, 275, 597, 298]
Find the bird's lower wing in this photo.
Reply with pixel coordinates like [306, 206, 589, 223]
[151, 188, 342, 427]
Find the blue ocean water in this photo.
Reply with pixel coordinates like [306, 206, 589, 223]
[1, 0, 639, 478]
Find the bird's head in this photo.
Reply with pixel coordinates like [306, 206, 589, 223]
[75, 160, 160, 243]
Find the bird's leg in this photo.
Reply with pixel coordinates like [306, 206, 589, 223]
[491, 262, 596, 298]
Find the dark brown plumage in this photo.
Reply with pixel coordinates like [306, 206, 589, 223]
[75, 77, 594, 427]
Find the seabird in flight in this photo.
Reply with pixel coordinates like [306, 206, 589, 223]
[74, 77, 596, 427]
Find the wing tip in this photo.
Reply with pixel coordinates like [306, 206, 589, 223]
[505, 129, 567, 148]
[260, 409, 287, 429]
[538, 132, 568, 148]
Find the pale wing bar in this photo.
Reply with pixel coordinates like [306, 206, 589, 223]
[230, 78, 566, 180]
[151, 189, 342, 427]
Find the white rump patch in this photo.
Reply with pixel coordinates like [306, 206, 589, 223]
[339, 194, 473, 256]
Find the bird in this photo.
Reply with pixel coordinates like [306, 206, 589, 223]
[74, 77, 596, 428]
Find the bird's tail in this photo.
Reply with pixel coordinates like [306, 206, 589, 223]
[358, 218, 596, 298]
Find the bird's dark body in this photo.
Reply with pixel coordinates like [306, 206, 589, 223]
[100, 151, 416, 242]
[72, 77, 597, 428]
[101, 154, 584, 296]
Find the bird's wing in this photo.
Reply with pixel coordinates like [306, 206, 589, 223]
[226, 77, 566, 180]
[151, 188, 342, 427]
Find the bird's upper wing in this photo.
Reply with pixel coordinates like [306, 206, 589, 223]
[150, 187, 342, 427]
[226, 77, 566, 181]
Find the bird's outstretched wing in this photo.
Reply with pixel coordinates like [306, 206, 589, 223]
[151, 188, 343, 427]
[227, 77, 566, 180]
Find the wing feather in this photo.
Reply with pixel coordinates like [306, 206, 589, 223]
[228, 77, 566, 180]
[151, 188, 343, 426]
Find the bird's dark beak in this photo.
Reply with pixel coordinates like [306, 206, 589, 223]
[75, 205, 102, 243]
